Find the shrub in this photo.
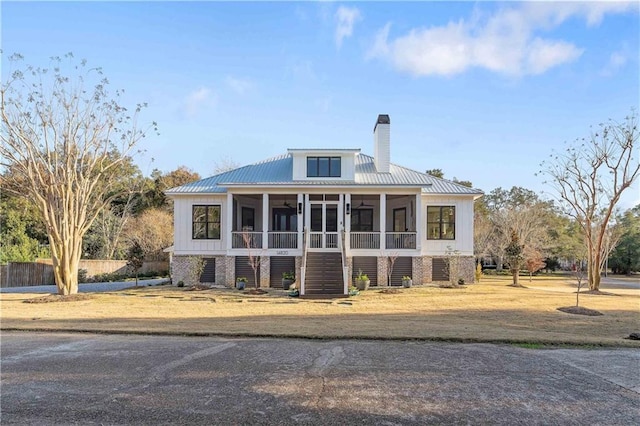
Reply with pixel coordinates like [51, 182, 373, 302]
[475, 263, 482, 283]
[282, 271, 295, 280]
[93, 272, 128, 283]
[458, 278, 465, 285]
[77, 269, 89, 283]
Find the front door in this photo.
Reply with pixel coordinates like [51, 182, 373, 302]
[309, 202, 339, 250]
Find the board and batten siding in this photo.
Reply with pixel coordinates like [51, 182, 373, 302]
[421, 195, 475, 256]
[173, 195, 228, 255]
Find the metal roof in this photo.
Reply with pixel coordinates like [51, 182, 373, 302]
[166, 153, 483, 196]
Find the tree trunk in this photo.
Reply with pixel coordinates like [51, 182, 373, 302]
[512, 268, 519, 286]
[588, 252, 601, 291]
[50, 236, 81, 295]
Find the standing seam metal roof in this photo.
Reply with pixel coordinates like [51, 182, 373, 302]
[165, 153, 483, 195]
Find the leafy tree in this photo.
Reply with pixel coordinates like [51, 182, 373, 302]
[425, 168, 474, 188]
[524, 249, 546, 282]
[540, 111, 639, 291]
[0, 53, 156, 295]
[452, 177, 473, 188]
[0, 188, 49, 263]
[126, 242, 144, 286]
[426, 168, 444, 178]
[83, 157, 146, 259]
[608, 205, 640, 274]
[0, 208, 48, 263]
[483, 187, 553, 271]
[140, 166, 200, 212]
[505, 230, 524, 286]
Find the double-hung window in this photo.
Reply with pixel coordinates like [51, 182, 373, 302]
[192, 205, 221, 239]
[427, 206, 455, 240]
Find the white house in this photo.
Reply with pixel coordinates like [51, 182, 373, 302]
[166, 115, 483, 295]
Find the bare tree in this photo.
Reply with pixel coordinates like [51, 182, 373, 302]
[241, 229, 261, 289]
[0, 53, 156, 294]
[444, 246, 462, 287]
[484, 187, 553, 272]
[185, 256, 205, 287]
[125, 208, 173, 261]
[213, 155, 240, 175]
[540, 111, 639, 291]
[387, 252, 398, 286]
[574, 262, 586, 307]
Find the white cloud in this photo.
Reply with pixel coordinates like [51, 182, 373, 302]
[183, 87, 214, 118]
[335, 6, 361, 48]
[601, 50, 630, 76]
[368, 2, 635, 77]
[225, 76, 253, 95]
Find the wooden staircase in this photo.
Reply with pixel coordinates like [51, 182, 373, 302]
[303, 252, 344, 296]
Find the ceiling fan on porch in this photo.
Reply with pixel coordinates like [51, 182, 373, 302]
[353, 196, 375, 210]
[282, 197, 296, 210]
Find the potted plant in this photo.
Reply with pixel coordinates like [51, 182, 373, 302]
[402, 276, 413, 288]
[235, 277, 248, 290]
[355, 269, 370, 291]
[282, 271, 295, 290]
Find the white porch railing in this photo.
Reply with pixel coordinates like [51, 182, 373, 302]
[231, 231, 262, 249]
[350, 232, 381, 249]
[301, 227, 309, 295]
[385, 232, 417, 249]
[268, 232, 298, 249]
[309, 232, 339, 249]
[326, 232, 338, 249]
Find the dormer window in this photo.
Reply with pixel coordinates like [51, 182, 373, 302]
[307, 156, 341, 177]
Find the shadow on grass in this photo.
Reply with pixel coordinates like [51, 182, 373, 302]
[4, 307, 639, 347]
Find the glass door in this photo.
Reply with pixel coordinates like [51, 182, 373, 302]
[309, 202, 339, 249]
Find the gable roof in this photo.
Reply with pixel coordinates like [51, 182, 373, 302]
[165, 153, 483, 196]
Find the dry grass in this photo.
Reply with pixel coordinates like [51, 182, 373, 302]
[1, 276, 638, 346]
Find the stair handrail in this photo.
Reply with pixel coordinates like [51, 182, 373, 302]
[301, 226, 309, 295]
[340, 228, 348, 295]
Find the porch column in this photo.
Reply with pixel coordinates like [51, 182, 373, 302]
[297, 193, 304, 250]
[262, 193, 269, 250]
[415, 193, 422, 251]
[226, 192, 233, 250]
[380, 193, 386, 251]
[344, 193, 351, 251]
[304, 194, 311, 232]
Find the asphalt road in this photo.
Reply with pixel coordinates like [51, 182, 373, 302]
[1, 332, 638, 425]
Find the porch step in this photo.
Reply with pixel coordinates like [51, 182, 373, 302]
[304, 252, 344, 295]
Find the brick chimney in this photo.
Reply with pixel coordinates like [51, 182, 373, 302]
[374, 114, 390, 173]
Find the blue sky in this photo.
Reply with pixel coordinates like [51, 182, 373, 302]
[2, 1, 639, 208]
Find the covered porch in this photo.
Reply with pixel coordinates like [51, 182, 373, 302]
[228, 194, 302, 250]
[225, 192, 420, 253]
[346, 194, 419, 251]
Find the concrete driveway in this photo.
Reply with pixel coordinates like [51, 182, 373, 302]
[2, 332, 638, 425]
[0, 278, 170, 294]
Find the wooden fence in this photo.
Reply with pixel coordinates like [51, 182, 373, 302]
[1, 259, 169, 288]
